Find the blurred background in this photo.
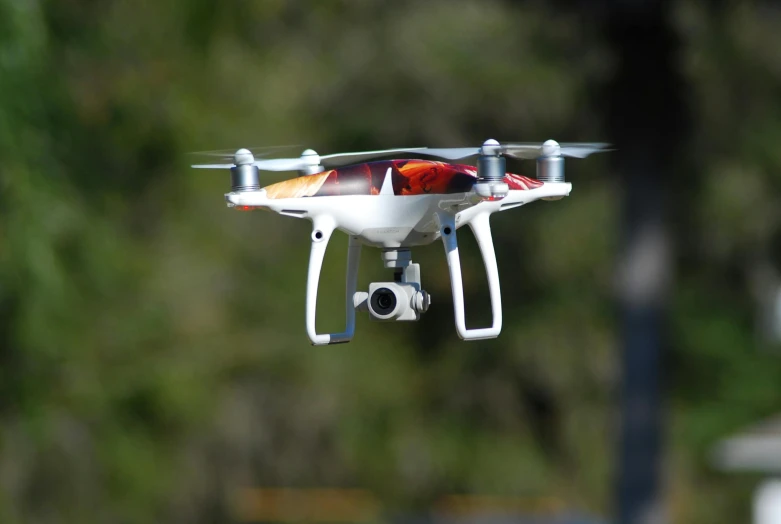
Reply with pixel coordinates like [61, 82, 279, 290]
[2, 0, 781, 523]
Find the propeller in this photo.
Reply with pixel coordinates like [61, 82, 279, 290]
[191, 140, 610, 171]
[192, 147, 427, 172]
[414, 139, 611, 161]
[410, 139, 611, 188]
[188, 144, 300, 159]
[503, 140, 611, 159]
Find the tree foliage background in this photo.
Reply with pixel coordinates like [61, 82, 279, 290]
[1, 1, 780, 523]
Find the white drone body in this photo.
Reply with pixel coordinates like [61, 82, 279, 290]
[193, 139, 608, 345]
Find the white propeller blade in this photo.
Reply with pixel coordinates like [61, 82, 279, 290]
[408, 142, 609, 161]
[319, 147, 427, 166]
[559, 144, 612, 158]
[251, 147, 427, 172]
[503, 142, 611, 159]
[194, 147, 428, 171]
[192, 163, 235, 169]
[190, 141, 611, 171]
[189, 145, 300, 158]
[415, 147, 482, 160]
[252, 158, 313, 171]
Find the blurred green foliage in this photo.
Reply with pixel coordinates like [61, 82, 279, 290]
[1, 1, 781, 523]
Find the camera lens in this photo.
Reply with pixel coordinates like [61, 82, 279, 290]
[371, 287, 397, 315]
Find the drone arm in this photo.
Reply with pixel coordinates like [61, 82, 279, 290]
[439, 211, 502, 340]
[305, 216, 361, 346]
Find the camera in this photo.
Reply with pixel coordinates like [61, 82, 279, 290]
[370, 286, 399, 318]
[355, 282, 431, 322]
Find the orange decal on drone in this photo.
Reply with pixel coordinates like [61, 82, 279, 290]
[263, 160, 542, 199]
[263, 171, 333, 199]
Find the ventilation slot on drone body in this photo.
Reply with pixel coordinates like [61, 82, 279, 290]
[280, 209, 306, 217]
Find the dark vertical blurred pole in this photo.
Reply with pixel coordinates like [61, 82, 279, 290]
[605, 1, 683, 523]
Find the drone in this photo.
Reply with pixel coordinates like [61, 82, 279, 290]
[192, 139, 608, 345]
